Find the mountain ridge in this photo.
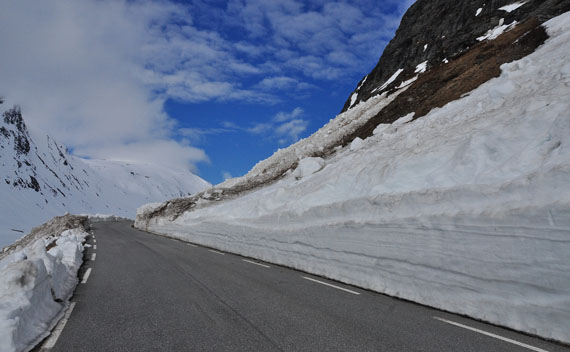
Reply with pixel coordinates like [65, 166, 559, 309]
[342, 0, 570, 112]
[0, 102, 210, 247]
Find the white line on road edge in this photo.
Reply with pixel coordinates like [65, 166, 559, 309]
[81, 268, 92, 284]
[187, 243, 198, 247]
[302, 276, 360, 295]
[41, 302, 77, 351]
[242, 259, 270, 268]
[93, 239, 97, 243]
[91, 253, 96, 261]
[94, 245, 97, 250]
[433, 317, 549, 352]
[208, 249, 225, 255]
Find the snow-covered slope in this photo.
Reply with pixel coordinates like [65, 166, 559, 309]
[0, 107, 210, 247]
[136, 13, 570, 343]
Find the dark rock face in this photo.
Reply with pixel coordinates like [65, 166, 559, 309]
[14, 134, 31, 155]
[342, 0, 570, 112]
[0, 126, 9, 138]
[3, 106, 27, 133]
[3, 106, 31, 155]
[340, 18, 548, 146]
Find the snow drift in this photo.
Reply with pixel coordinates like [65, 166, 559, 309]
[137, 13, 570, 344]
[0, 216, 89, 352]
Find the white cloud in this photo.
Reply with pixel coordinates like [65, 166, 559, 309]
[222, 171, 233, 180]
[255, 76, 316, 92]
[275, 119, 309, 144]
[75, 140, 208, 173]
[247, 123, 273, 134]
[247, 107, 308, 144]
[274, 107, 304, 122]
[0, 0, 414, 171]
[227, 0, 411, 80]
[0, 0, 213, 171]
[179, 127, 235, 144]
[256, 76, 299, 90]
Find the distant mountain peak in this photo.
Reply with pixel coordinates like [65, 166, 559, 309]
[0, 105, 211, 247]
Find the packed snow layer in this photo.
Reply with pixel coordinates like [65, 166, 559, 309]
[0, 228, 88, 352]
[138, 12, 570, 343]
[0, 113, 211, 247]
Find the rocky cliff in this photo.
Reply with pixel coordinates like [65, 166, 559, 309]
[342, 0, 570, 112]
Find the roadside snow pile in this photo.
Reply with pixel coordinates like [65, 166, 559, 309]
[0, 220, 88, 352]
[137, 12, 570, 343]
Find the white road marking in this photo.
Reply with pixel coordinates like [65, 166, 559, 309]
[433, 317, 549, 352]
[41, 302, 77, 350]
[242, 259, 270, 268]
[91, 253, 96, 261]
[187, 243, 198, 247]
[93, 239, 96, 243]
[302, 276, 360, 295]
[94, 245, 97, 250]
[208, 249, 225, 255]
[81, 268, 92, 284]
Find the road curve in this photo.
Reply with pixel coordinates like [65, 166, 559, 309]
[42, 220, 568, 352]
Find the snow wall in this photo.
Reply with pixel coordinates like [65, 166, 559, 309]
[136, 13, 570, 344]
[0, 224, 89, 352]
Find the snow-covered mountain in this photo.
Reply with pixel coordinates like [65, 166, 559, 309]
[0, 103, 210, 247]
[136, 2, 570, 345]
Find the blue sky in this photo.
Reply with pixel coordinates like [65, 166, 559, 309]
[0, 0, 415, 184]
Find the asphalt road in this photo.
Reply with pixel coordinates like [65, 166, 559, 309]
[43, 220, 569, 352]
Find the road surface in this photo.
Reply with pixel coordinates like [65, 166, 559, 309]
[40, 220, 569, 351]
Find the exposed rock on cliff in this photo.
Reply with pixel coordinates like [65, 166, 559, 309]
[342, 0, 570, 112]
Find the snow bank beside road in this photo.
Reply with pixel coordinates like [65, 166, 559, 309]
[0, 225, 88, 352]
[137, 13, 570, 343]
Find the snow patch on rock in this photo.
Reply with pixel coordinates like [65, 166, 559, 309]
[374, 68, 404, 92]
[415, 60, 428, 73]
[477, 19, 518, 41]
[499, 1, 527, 13]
